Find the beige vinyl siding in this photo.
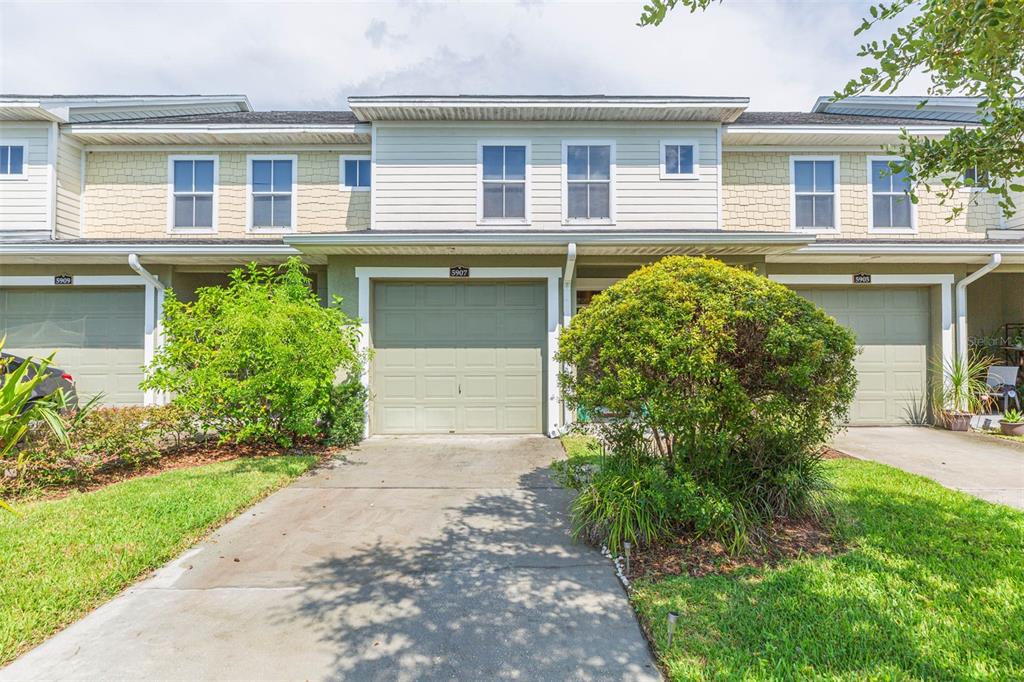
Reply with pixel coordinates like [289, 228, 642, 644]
[55, 135, 82, 238]
[723, 151, 1002, 239]
[1004, 186, 1024, 230]
[373, 123, 720, 230]
[0, 121, 52, 236]
[83, 148, 370, 238]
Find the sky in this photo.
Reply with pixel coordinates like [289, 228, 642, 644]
[0, 0, 931, 112]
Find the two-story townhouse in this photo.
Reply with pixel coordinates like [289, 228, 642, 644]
[1, 93, 1021, 435]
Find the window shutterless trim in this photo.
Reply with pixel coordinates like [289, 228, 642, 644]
[960, 165, 990, 193]
[166, 154, 219, 234]
[0, 139, 29, 180]
[561, 139, 616, 225]
[340, 154, 371, 192]
[789, 155, 840, 234]
[659, 138, 700, 180]
[477, 139, 531, 225]
[866, 155, 917, 234]
[246, 153, 298, 233]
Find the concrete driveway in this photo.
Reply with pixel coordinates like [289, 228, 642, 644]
[832, 427, 1024, 510]
[2, 436, 659, 681]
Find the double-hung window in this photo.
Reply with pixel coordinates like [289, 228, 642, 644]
[341, 156, 371, 190]
[869, 157, 913, 232]
[0, 143, 26, 179]
[565, 142, 613, 222]
[963, 165, 989, 191]
[660, 140, 699, 179]
[792, 157, 838, 231]
[169, 157, 216, 231]
[249, 156, 296, 231]
[480, 143, 528, 222]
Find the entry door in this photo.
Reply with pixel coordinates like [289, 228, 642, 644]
[371, 281, 546, 434]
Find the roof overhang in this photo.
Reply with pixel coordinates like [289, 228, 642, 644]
[63, 123, 372, 146]
[723, 124, 967, 148]
[285, 230, 812, 257]
[347, 96, 749, 123]
[0, 241, 316, 266]
[0, 102, 67, 122]
[812, 95, 985, 123]
[768, 240, 1024, 265]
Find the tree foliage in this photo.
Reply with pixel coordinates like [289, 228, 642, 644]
[557, 257, 857, 541]
[143, 258, 363, 445]
[639, 0, 1024, 219]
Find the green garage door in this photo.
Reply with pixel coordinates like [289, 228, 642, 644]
[372, 281, 546, 434]
[795, 287, 930, 425]
[0, 287, 145, 405]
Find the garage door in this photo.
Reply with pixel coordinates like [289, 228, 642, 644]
[0, 287, 145, 405]
[794, 287, 929, 425]
[372, 281, 546, 434]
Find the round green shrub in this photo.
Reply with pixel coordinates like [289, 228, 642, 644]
[557, 256, 857, 540]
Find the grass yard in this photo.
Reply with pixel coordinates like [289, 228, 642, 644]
[0, 455, 315, 666]
[631, 458, 1024, 680]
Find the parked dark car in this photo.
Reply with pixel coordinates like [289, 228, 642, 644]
[0, 353, 79, 410]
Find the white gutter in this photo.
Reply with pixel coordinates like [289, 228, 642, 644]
[0, 242, 300, 256]
[956, 253, 1002, 367]
[285, 231, 814, 248]
[128, 254, 166, 406]
[560, 242, 577, 432]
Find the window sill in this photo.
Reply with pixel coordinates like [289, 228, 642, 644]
[477, 219, 531, 227]
[247, 227, 297, 235]
[792, 227, 841, 235]
[562, 219, 615, 226]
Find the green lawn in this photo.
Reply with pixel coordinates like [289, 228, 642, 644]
[0, 456, 315, 665]
[631, 458, 1024, 680]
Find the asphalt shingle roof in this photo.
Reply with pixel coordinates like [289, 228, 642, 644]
[732, 111, 956, 126]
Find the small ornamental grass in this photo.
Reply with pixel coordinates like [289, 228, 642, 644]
[556, 256, 858, 551]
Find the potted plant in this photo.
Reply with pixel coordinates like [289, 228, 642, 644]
[932, 354, 992, 431]
[1000, 408, 1024, 437]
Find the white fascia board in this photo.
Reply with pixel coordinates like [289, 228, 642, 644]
[64, 123, 371, 136]
[793, 242, 1024, 256]
[285, 231, 814, 248]
[0, 243, 301, 256]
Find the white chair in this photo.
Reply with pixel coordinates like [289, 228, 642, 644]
[984, 365, 1021, 413]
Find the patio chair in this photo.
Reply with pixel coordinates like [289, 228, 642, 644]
[984, 365, 1021, 413]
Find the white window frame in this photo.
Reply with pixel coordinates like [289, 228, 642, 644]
[961, 165, 989, 193]
[477, 140, 531, 225]
[867, 155, 917, 234]
[166, 155, 218, 234]
[246, 154, 298, 233]
[0, 139, 29, 181]
[659, 139, 700, 180]
[790, 155, 841, 234]
[340, 154, 371, 192]
[562, 140, 616, 225]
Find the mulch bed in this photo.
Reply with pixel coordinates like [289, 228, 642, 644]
[14, 441, 341, 502]
[628, 516, 844, 581]
[821, 447, 854, 459]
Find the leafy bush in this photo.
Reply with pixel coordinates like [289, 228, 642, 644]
[142, 258, 363, 445]
[557, 257, 858, 549]
[323, 380, 367, 447]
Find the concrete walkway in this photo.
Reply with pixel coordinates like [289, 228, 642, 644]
[2, 436, 659, 681]
[832, 427, 1024, 510]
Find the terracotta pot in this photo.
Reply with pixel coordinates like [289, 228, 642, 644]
[1000, 421, 1024, 437]
[944, 412, 973, 432]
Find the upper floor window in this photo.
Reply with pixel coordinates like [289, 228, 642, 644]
[869, 157, 914, 232]
[169, 157, 216, 231]
[0, 143, 26, 179]
[565, 142, 613, 222]
[248, 155, 296, 231]
[341, 156, 371, 190]
[479, 143, 528, 222]
[791, 157, 838, 231]
[963, 165, 989, 190]
[660, 140, 699, 179]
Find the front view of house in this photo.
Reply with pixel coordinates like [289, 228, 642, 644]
[1, 94, 1022, 434]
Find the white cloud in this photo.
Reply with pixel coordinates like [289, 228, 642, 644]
[0, 0, 933, 111]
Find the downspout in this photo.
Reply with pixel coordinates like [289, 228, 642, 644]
[956, 253, 1001, 368]
[560, 242, 577, 431]
[128, 254, 166, 406]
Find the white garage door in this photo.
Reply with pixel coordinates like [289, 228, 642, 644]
[0, 287, 145, 405]
[795, 287, 930, 426]
[371, 281, 546, 434]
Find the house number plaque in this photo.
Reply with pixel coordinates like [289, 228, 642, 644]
[449, 266, 470, 278]
[54, 274, 73, 285]
[852, 273, 872, 284]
